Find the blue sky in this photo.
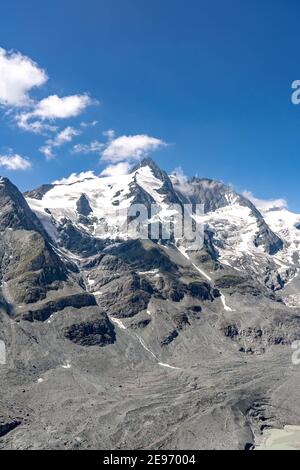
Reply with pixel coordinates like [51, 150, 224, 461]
[0, 0, 300, 210]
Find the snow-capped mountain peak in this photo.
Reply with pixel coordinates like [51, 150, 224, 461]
[24, 159, 300, 295]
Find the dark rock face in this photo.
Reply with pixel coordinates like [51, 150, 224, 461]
[167, 283, 185, 302]
[224, 325, 239, 338]
[130, 318, 151, 330]
[0, 178, 49, 236]
[188, 281, 214, 301]
[0, 418, 22, 437]
[173, 312, 190, 329]
[21, 293, 97, 322]
[128, 178, 156, 211]
[135, 158, 183, 206]
[253, 218, 284, 255]
[24, 184, 54, 200]
[173, 176, 283, 256]
[129, 158, 183, 229]
[76, 193, 92, 217]
[97, 273, 151, 318]
[132, 157, 170, 183]
[109, 240, 177, 273]
[161, 329, 179, 346]
[63, 312, 116, 346]
[222, 313, 300, 354]
[82, 238, 220, 322]
[0, 180, 74, 309]
[238, 195, 284, 255]
[1, 230, 67, 305]
[84, 253, 128, 273]
[184, 178, 238, 213]
[82, 253, 130, 290]
[264, 269, 285, 291]
[159, 312, 191, 347]
[57, 219, 107, 257]
[215, 275, 246, 289]
[190, 305, 202, 313]
[188, 305, 202, 319]
[215, 274, 272, 297]
[0, 406, 22, 439]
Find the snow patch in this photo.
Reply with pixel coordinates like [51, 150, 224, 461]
[158, 362, 181, 370]
[61, 361, 71, 369]
[110, 317, 127, 330]
[177, 246, 212, 281]
[93, 290, 103, 296]
[220, 293, 234, 312]
[138, 269, 159, 275]
[135, 334, 181, 370]
[135, 334, 157, 359]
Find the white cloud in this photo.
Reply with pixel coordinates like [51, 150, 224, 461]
[72, 140, 104, 154]
[31, 94, 93, 119]
[0, 153, 31, 170]
[80, 120, 98, 128]
[102, 128, 115, 140]
[16, 94, 95, 133]
[170, 166, 193, 195]
[0, 44, 98, 170]
[52, 126, 80, 146]
[40, 126, 81, 159]
[53, 171, 96, 185]
[101, 162, 131, 177]
[242, 190, 287, 212]
[16, 114, 57, 134]
[101, 134, 166, 163]
[72, 133, 166, 172]
[39, 145, 54, 159]
[0, 47, 47, 106]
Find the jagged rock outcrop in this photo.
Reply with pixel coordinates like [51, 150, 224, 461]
[0, 417, 21, 438]
[20, 293, 97, 322]
[0, 177, 49, 235]
[76, 193, 93, 217]
[24, 184, 54, 200]
[62, 309, 116, 346]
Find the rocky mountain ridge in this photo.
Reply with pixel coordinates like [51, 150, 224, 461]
[0, 159, 299, 450]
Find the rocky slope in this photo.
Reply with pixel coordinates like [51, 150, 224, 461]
[0, 159, 300, 450]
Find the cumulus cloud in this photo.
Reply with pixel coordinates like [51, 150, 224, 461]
[53, 171, 96, 185]
[100, 161, 131, 177]
[72, 140, 104, 155]
[17, 94, 94, 133]
[73, 132, 166, 177]
[101, 134, 166, 163]
[0, 47, 47, 106]
[0, 153, 31, 170]
[0, 45, 165, 173]
[30, 94, 93, 120]
[242, 190, 287, 212]
[0, 46, 100, 166]
[40, 126, 81, 159]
